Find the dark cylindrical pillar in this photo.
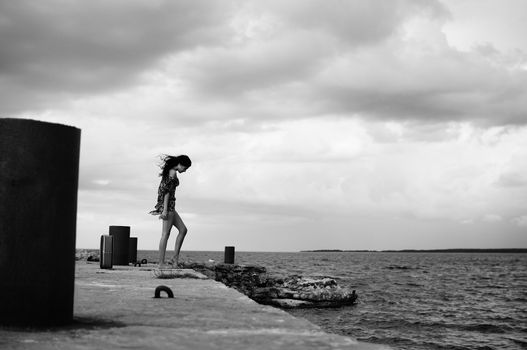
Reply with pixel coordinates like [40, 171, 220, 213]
[0, 118, 80, 326]
[129, 237, 138, 263]
[224, 246, 235, 264]
[109, 226, 130, 265]
[100, 235, 113, 269]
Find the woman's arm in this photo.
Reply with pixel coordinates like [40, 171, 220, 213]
[162, 192, 169, 213]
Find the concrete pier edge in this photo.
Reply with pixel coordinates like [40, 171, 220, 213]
[0, 262, 389, 350]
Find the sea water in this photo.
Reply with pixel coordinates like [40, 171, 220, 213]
[130, 250, 526, 350]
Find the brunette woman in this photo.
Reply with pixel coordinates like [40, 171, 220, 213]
[149, 154, 191, 268]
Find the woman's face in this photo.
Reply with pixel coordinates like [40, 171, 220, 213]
[169, 164, 188, 177]
[177, 165, 189, 173]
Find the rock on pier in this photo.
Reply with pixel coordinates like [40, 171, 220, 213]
[179, 261, 358, 308]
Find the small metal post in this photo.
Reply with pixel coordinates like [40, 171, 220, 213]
[109, 225, 130, 265]
[224, 246, 235, 264]
[129, 237, 138, 263]
[100, 235, 113, 269]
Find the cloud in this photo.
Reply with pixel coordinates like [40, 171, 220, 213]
[441, 0, 527, 52]
[496, 172, 527, 188]
[2, 1, 527, 250]
[0, 0, 234, 112]
[174, 29, 332, 97]
[166, 0, 527, 127]
[2, 0, 527, 128]
[307, 40, 527, 126]
[166, 1, 451, 105]
[482, 214, 502, 223]
[511, 215, 527, 227]
[260, 0, 450, 47]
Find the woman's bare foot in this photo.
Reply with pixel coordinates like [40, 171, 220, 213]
[168, 256, 179, 267]
[158, 262, 170, 269]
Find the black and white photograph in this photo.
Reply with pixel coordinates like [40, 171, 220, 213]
[0, 1, 526, 349]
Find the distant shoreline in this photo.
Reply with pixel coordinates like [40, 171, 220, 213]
[300, 248, 527, 253]
[76, 248, 527, 253]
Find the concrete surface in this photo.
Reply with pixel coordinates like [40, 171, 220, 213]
[0, 262, 388, 350]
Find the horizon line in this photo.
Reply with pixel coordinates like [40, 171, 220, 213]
[77, 247, 527, 253]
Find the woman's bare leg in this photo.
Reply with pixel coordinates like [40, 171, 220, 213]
[158, 212, 174, 267]
[169, 209, 187, 266]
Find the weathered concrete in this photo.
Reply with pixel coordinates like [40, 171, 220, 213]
[0, 262, 388, 350]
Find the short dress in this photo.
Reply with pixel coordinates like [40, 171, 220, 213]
[148, 175, 179, 217]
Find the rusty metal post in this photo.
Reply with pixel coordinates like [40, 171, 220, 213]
[224, 246, 235, 264]
[109, 225, 130, 265]
[129, 237, 138, 263]
[0, 118, 80, 326]
[100, 235, 113, 269]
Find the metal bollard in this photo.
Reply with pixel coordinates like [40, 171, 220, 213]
[100, 235, 113, 269]
[224, 246, 235, 264]
[129, 237, 138, 263]
[109, 226, 130, 265]
[0, 118, 80, 326]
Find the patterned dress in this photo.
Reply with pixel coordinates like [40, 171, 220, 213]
[148, 175, 179, 216]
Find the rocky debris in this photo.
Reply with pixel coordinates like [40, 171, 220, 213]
[267, 299, 313, 308]
[76, 249, 100, 261]
[385, 265, 412, 270]
[176, 261, 217, 279]
[263, 275, 357, 308]
[153, 268, 209, 279]
[87, 254, 100, 262]
[215, 263, 268, 298]
[178, 261, 357, 309]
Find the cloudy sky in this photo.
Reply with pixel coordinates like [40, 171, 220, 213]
[1, 0, 527, 251]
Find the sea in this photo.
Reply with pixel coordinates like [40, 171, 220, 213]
[116, 250, 525, 350]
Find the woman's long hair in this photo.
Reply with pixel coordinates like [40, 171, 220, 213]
[156, 154, 192, 180]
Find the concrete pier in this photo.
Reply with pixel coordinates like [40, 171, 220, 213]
[0, 262, 388, 350]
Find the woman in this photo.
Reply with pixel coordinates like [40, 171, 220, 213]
[149, 154, 192, 268]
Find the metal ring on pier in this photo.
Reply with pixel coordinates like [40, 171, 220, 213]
[134, 262, 141, 267]
[141, 259, 148, 264]
[154, 285, 174, 298]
